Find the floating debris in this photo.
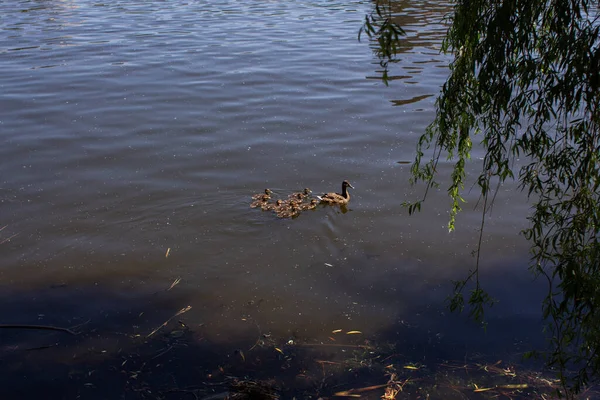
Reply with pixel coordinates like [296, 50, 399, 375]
[167, 277, 181, 291]
[147, 305, 191, 338]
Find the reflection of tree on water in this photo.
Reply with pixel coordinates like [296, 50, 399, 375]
[360, 0, 451, 85]
[359, 1, 406, 85]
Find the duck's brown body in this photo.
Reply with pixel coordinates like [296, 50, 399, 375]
[318, 180, 354, 205]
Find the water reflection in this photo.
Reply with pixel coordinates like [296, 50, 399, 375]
[390, 93, 433, 106]
[364, 0, 452, 106]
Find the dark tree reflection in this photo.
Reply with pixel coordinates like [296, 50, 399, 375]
[359, 1, 406, 85]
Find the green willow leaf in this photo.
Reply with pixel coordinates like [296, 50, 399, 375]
[360, 0, 600, 395]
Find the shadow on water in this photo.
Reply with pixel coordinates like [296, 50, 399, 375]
[1, 260, 594, 399]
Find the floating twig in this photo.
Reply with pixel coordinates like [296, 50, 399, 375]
[69, 318, 91, 331]
[167, 278, 181, 291]
[147, 306, 192, 338]
[0, 233, 19, 245]
[151, 345, 174, 360]
[334, 383, 388, 396]
[297, 343, 372, 349]
[25, 343, 60, 351]
[0, 324, 76, 335]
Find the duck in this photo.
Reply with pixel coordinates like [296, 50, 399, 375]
[300, 198, 318, 211]
[317, 180, 354, 205]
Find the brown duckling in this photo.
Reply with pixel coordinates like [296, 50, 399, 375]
[251, 189, 273, 201]
[250, 189, 273, 208]
[300, 198, 318, 211]
[250, 199, 266, 208]
[287, 188, 312, 201]
[276, 201, 301, 218]
[317, 180, 354, 205]
[262, 199, 284, 211]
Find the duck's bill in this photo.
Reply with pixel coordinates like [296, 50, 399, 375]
[348, 183, 355, 188]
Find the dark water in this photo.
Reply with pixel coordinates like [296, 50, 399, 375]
[1, 0, 544, 392]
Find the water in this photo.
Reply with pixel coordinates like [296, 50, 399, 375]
[1, 0, 541, 381]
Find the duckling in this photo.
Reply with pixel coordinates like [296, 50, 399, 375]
[317, 180, 354, 205]
[250, 198, 266, 208]
[300, 198, 318, 211]
[262, 199, 283, 211]
[250, 189, 273, 208]
[276, 201, 301, 218]
[289, 192, 304, 201]
[251, 189, 273, 201]
[287, 188, 312, 202]
[284, 199, 300, 210]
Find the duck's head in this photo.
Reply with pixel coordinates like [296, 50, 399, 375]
[342, 180, 354, 189]
[264, 189, 273, 195]
[303, 188, 312, 195]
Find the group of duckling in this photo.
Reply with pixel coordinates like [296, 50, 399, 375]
[250, 180, 354, 219]
[250, 188, 317, 218]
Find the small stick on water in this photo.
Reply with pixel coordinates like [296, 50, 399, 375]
[334, 384, 388, 395]
[151, 344, 174, 360]
[167, 278, 181, 291]
[297, 343, 371, 349]
[0, 324, 76, 335]
[69, 318, 91, 331]
[25, 343, 60, 351]
[246, 317, 263, 351]
[147, 306, 192, 338]
[0, 233, 19, 245]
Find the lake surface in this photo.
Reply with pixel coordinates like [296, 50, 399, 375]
[1, 0, 544, 390]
